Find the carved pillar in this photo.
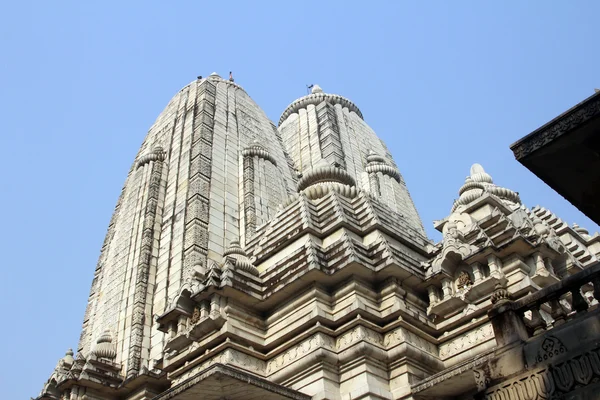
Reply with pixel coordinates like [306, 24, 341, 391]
[210, 294, 221, 317]
[471, 262, 484, 283]
[533, 252, 549, 275]
[441, 278, 453, 299]
[544, 257, 556, 275]
[168, 321, 177, 339]
[177, 315, 187, 332]
[427, 286, 439, 304]
[487, 254, 503, 276]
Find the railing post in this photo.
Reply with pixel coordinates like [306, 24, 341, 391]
[549, 298, 567, 327]
[488, 282, 529, 346]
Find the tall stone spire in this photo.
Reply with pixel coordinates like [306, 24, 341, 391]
[74, 74, 297, 379]
[278, 84, 425, 235]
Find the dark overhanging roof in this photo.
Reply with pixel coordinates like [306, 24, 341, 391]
[510, 91, 600, 225]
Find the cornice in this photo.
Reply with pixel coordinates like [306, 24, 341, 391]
[511, 92, 600, 160]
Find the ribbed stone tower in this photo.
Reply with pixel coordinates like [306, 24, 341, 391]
[38, 75, 600, 400]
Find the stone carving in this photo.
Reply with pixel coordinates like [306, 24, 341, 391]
[485, 368, 554, 400]
[490, 282, 511, 304]
[457, 270, 472, 289]
[127, 146, 165, 377]
[189, 307, 201, 325]
[92, 330, 117, 360]
[266, 333, 335, 374]
[536, 336, 567, 363]
[384, 328, 437, 355]
[473, 368, 490, 392]
[439, 324, 494, 359]
[485, 347, 600, 399]
[336, 326, 383, 349]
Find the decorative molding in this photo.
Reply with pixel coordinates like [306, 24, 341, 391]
[439, 324, 494, 359]
[266, 333, 335, 374]
[242, 142, 277, 166]
[536, 335, 567, 363]
[297, 165, 355, 192]
[159, 364, 310, 400]
[279, 92, 363, 126]
[136, 146, 167, 169]
[485, 347, 600, 399]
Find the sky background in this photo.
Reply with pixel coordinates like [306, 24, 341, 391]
[1, 1, 599, 398]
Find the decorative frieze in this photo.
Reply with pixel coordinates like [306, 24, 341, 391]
[438, 324, 494, 359]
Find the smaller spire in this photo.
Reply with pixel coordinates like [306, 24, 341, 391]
[452, 163, 520, 212]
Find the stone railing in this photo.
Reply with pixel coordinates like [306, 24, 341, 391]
[489, 262, 600, 346]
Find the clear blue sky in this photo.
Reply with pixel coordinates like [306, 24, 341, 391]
[1, 2, 598, 398]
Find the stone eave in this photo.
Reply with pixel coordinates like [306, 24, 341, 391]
[410, 348, 496, 397]
[154, 363, 311, 400]
[510, 91, 600, 225]
[54, 371, 167, 398]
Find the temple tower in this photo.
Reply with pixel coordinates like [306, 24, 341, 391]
[37, 76, 600, 400]
[77, 73, 298, 379]
[278, 84, 425, 236]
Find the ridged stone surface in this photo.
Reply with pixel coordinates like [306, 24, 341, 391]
[79, 74, 297, 374]
[77, 76, 425, 377]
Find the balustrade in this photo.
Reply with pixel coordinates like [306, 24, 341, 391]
[489, 263, 600, 344]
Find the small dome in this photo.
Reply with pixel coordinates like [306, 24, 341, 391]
[91, 329, 117, 360]
[59, 349, 74, 369]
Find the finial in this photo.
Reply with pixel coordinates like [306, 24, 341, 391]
[229, 71, 234, 82]
[311, 84, 323, 94]
[469, 163, 493, 183]
[572, 222, 591, 238]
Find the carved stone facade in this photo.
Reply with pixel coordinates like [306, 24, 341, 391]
[37, 75, 600, 400]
